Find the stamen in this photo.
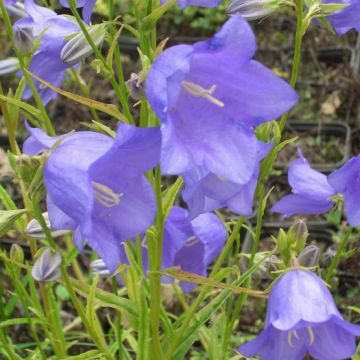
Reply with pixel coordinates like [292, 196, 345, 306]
[141, 236, 148, 249]
[287, 330, 300, 347]
[287, 331, 294, 347]
[185, 235, 199, 247]
[307, 326, 315, 345]
[181, 80, 224, 108]
[92, 181, 124, 208]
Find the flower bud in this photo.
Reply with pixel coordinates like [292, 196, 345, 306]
[7, 1, 27, 18]
[227, 0, 274, 20]
[0, 57, 20, 76]
[298, 245, 320, 267]
[32, 248, 62, 282]
[60, 24, 107, 65]
[90, 259, 110, 277]
[126, 73, 145, 101]
[14, 27, 34, 56]
[288, 219, 309, 253]
[10, 243, 24, 264]
[26, 212, 71, 239]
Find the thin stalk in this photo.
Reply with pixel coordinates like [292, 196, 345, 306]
[68, 2, 134, 124]
[112, 278, 123, 360]
[0, 0, 55, 136]
[278, 0, 304, 133]
[40, 285, 67, 358]
[326, 229, 352, 284]
[148, 165, 165, 359]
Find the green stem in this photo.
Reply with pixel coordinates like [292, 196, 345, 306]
[278, 0, 304, 133]
[148, 165, 165, 359]
[325, 229, 351, 284]
[0, 0, 55, 136]
[40, 285, 67, 358]
[68, 2, 134, 124]
[112, 278, 123, 360]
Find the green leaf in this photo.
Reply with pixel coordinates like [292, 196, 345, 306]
[0, 209, 27, 236]
[0, 94, 41, 118]
[0, 317, 46, 328]
[106, 25, 124, 70]
[152, 267, 266, 298]
[0, 184, 26, 230]
[65, 350, 104, 359]
[27, 70, 129, 123]
[65, 276, 138, 327]
[142, 0, 178, 32]
[162, 177, 184, 220]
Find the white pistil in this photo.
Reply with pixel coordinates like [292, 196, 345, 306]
[92, 181, 124, 207]
[185, 235, 199, 247]
[307, 326, 315, 345]
[181, 80, 225, 108]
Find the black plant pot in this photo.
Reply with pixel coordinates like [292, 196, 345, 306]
[275, 121, 351, 174]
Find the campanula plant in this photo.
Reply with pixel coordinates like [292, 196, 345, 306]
[0, 0, 359, 358]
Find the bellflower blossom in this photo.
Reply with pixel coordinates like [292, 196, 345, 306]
[160, 0, 222, 8]
[238, 269, 360, 359]
[13, 0, 80, 104]
[271, 150, 335, 217]
[160, 206, 227, 291]
[324, 0, 360, 35]
[23, 123, 161, 273]
[328, 155, 360, 226]
[182, 140, 272, 219]
[59, 0, 96, 24]
[271, 151, 360, 226]
[146, 15, 298, 184]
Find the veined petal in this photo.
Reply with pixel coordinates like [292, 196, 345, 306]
[289, 150, 335, 199]
[44, 132, 113, 224]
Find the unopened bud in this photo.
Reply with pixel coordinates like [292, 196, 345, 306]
[7, 1, 27, 18]
[288, 219, 309, 253]
[14, 27, 34, 56]
[90, 259, 110, 277]
[32, 248, 62, 282]
[61, 24, 107, 65]
[26, 212, 71, 239]
[126, 73, 145, 101]
[227, 0, 274, 20]
[10, 243, 24, 264]
[0, 57, 20, 76]
[298, 245, 320, 267]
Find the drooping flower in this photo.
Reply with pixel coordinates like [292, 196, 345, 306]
[23, 123, 162, 273]
[271, 149, 335, 217]
[271, 151, 360, 227]
[59, 0, 96, 24]
[160, 206, 227, 291]
[182, 140, 272, 219]
[160, 0, 222, 8]
[146, 15, 298, 184]
[328, 155, 360, 226]
[13, 0, 80, 104]
[324, 0, 360, 35]
[238, 269, 360, 359]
